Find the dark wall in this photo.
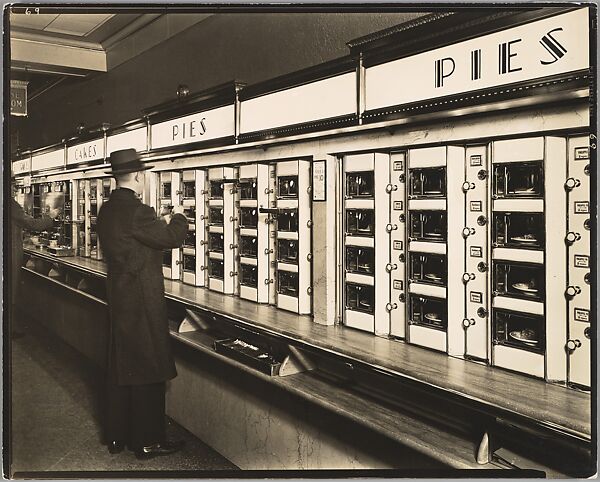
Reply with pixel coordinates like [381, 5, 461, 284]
[17, 12, 423, 150]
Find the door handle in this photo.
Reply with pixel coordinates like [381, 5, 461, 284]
[566, 339, 582, 351]
[462, 318, 476, 329]
[564, 178, 581, 191]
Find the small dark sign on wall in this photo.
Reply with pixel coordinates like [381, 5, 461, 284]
[11, 80, 28, 116]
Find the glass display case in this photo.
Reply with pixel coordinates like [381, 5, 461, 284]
[239, 180, 258, 200]
[345, 246, 375, 275]
[409, 167, 446, 198]
[345, 209, 375, 237]
[209, 207, 224, 226]
[409, 253, 447, 286]
[182, 180, 196, 199]
[208, 258, 225, 280]
[210, 180, 224, 199]
[409, 211, 447, 242]
[240, 264, 258, 287]
[239, 207, 258, 228]
[277, 176, 298, 199]
[493, 212, 545, 249]
[277, 209, 299, 232]
[493, 309, 545, 352]
[240, 235, 258, 258]
[409, 295, 447, 331]
[493, 162, 544, 198]
[277, 270, 299, 297]
[346, 283, 375, 315]
[208, 233, 225, 253]
[277, 239, 299, 264]
[493, 262, 545, 302]
[346, 171, 374, 198]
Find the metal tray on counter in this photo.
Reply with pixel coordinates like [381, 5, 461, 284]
[45, 246, 75, 257]
[214, 338, 282, 376]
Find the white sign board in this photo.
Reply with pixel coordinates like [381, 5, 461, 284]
[365, 8, 589, 111]
[107, 127, 147, 155]
[67, 138, 105, 165]
[32, 148, 64, 171]
[312, 160, 326, 201]
[12, 157, 31, 176]
[151, 104, 235, 150]
[240, 72, 356, 134]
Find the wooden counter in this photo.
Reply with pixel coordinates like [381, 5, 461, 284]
[23, 247, 591, 447]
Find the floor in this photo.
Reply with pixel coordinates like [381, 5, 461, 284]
[8, 318, 239, 477]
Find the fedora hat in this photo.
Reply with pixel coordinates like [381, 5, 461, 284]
[105, 148, 153, 175]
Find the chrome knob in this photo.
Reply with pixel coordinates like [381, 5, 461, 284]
[462, 181, 474, 192]
[564, 178, 581, 191]
[477, 170, 487, 180]
[264, 248, 273, 255]
[565, 232, 581, 245]
[584, 327, 591, 339]
[565, 286, 581, 298]
[566, 339, 582, 351]
[477, 262, 488, 273]
[175, 260, 182, 265]
[385, 302, 398, 312]
[462, 272, 475, 283]
[385, 183, 398, 193]
[229, 243, 238, 249]
[477, 215, 487, 226]
[264, 278, 273, 285]
[385, 263, 398, 273]
[477, 307, 488, 318]
[462, 227, 475, 238]
[462, 318, 475, 328]
[229, 216, 238, 222]
[386, 224, 398, 233]
[229, 271, 238, 277]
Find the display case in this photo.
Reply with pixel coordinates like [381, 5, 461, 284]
[274, 160, 312, 314]
[180, 169, 207, 286]
[493, 212, 545, 249]
[158, 171, 181, 280]
[493, 161, 544, 198]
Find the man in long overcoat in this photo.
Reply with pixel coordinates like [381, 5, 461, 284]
[96, 149, 188, 459]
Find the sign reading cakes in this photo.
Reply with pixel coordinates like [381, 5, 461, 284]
[150, 104, 235, 149]
[365, 8, 589, 110]
[67, 138, 105, 165]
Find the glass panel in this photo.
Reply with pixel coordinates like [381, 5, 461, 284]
[277, 176, 298, 199]
[493, 212, 544, 249]
[493, 262, 545, 301]
[409, 167, 446, 197]
[277, 270, 299, 297]
[183, 206, 196, 221]
[102, 180, 111, 199]
[240, 207, 258, 228]
[183, 254, 195, 272]
[208, 259, 224, 279]
[409, 295, 447, 331]
[89, 183, 97, 200]
[409, 253, 447, 285]
[346, 171, 374, 198]
[345, 283, 375, 314]
[209, 207, 224, 225]
[161, 181, 171, 199]
[409, 211, 447, 242]
[345, 246, 375, 275]
[493, 309, 545, 352]
[208, 233, 224, 253]
[239, 180, 258, 200]
[345, 209, 375, 237]
[183, 181, 196, 198]
[240, 235, 258, 258]
[184, 230, 196, 248]
[277, 239, 299, 264]
[210, 181, 224, 199]
[277, 210, 299, 232]
[240, 264, 258, 287]
[493, 162, 544, 198]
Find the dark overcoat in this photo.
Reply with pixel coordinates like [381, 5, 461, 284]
[96, 188, 188, 386]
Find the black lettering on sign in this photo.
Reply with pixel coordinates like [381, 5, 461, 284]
[393, 160, 403, 171]
[470, 201, 482, 212]
[575, 147, 589, 160]
[574, 255, 589, 268]
[393, 240, 403, 250]
[470, 155, 482, 166]
[574, 308, 590, 323]
[574, 201, 589, 214]
[471, 49, 482, 80]
[393, 201, 403, 211]
[499, 39, 522, 74]
[435, 57, 455, 88]
[393, 280, 403, 290]
[539, 28, 567, 65]
[470, 291, 483, 304]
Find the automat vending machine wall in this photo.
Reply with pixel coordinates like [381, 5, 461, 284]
[158, 171, 181, 279]
[75, 178, 115, 259]
[206, 167, 238, 294]
[237, 164, 271, 303]
[273, 160, 312, 314]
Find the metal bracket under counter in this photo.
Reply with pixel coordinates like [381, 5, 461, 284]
[21, 250, 593, 457]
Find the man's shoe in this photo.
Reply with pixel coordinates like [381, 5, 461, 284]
[108, 440, 125, 454]
[135, 440, 185, 460]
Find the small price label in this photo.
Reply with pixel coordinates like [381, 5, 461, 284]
[574, 201, 589, 214]
[574, 308, 590, 322]
[393, 200, 403, 210]
[393, 160, 403, 171]
[574, 147, 589, 160]
[574, 255, 589, 268]
[470, 201, 482, 212]
[470, 291, 483, 303]
[470, 246, 483, 258]
[393, 280, 403, 290]
[393, 240, 403, 250]
[470, 155, 482, 166]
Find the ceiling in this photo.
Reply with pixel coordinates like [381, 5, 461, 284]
[9, 10, 212, 103]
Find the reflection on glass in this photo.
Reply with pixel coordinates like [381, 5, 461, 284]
[239, 180, 258, 200]
[209, 207, 224, 225]
[493, 162, 543, 198]
[346, 283, 375, 314]
[346, 209, 375, 237]
[409, 295, 447, 331]
[102, 180, 111, 199]
[208, 259, 224, 279]
[277, 210, 299, 232]
[494, 262, 544, 301]
[409, 211, 446, 242]
[493, 212, 544, 249]
[346, 171, 374, 198]
[493, 309, 545, 352]
[183, 181, 196, 198]
[409, 167, 446, 197]
[409, 253, 446, 285]
[161, 182, 171, 199]
[278, 176, 298, 198]
[240, 236, 258, 258]
[183, 254, 195, 271]
[277, 271, 299, 296]
[184, 230, 196, 247]
[210, 181, 224, 199]
[345, 246, 375, 275]
[208, 233, 224, 252]
[240, 264, 258, 287]
[240, 207, 258, 228]
[277, 239, 299, 264]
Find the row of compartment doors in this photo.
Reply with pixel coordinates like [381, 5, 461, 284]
[151, 160, 312, 315]
[341, 135, 591, 389]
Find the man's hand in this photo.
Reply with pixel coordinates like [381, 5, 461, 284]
[171, 205, 185, 216]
